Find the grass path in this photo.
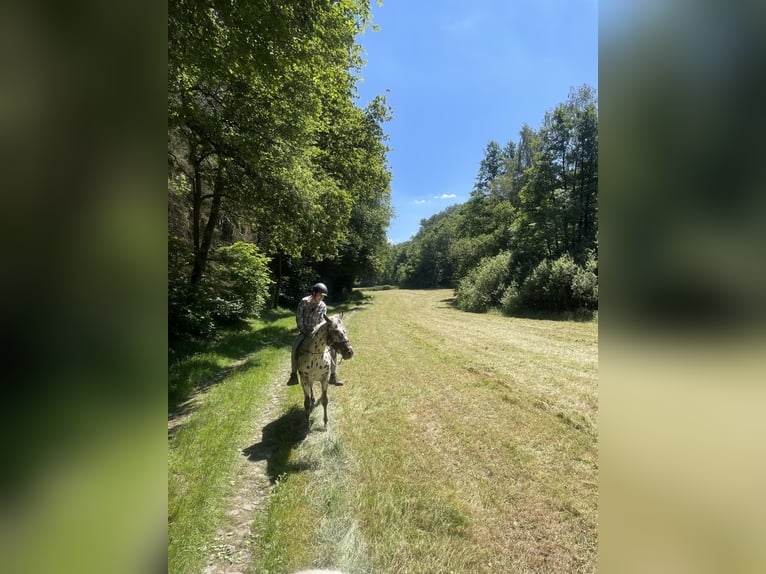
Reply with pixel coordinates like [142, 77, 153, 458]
[168, 289, 598, 573]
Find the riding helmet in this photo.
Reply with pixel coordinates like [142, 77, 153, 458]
[312, 282, 328, 295]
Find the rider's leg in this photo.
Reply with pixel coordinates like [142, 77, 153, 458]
[328, 349, 343, 386]
[287, 334, 304, 386]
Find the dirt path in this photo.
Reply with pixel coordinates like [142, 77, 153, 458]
[198, 310, 359, 574]
[201, 361, 292, 574]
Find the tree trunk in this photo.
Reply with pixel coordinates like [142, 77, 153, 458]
[190, 170, 223, 285]
[191, 162, 202, 253]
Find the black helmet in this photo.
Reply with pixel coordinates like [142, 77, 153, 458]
[311, 282, 328, 295]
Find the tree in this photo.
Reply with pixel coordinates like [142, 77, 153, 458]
[313, 95, 394, 295]
[168, 0, 377, 287]
[168, 1, 393, 335]
[472, 140, 505, 198]
[392, 86, 598, 315]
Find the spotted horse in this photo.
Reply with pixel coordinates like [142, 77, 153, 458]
[296, 313, 354, 427]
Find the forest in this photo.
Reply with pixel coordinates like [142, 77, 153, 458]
[381, 85, 598, 317]
[168, 0, 598, 346]
[168, 0, 393, 342]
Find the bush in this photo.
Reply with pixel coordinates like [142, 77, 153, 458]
[206, 242, 273, 323]
[516, 253, 598, 312]
[169, 240, 273, 344]
[500, 281, 522, 315]
[449, 234, 497, 283]
[455, 251, 513, 312]
[571, 252, 598, 310]
[168, 237, 216, 341]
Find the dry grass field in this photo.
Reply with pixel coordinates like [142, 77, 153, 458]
[252, 288, 598, 573]
[168, 288, 598, 573]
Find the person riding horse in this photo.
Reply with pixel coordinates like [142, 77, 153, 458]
[286, 283, 344, 387]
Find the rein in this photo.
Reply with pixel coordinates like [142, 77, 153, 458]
[298, 321, 350, 356]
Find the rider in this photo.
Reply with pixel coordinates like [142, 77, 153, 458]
[286, 282, 344, 387]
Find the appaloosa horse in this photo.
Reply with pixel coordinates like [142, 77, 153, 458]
[296, 313, 354, 426]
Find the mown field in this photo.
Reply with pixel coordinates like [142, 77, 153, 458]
[168, 288, 598, 574]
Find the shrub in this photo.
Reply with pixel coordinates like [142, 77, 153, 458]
[168, 237, 216, 340]
[206, 242, 273, 323]
[500, 281, 522, 315]
[455, 251, 513, 312]
[449, 234, 497, 283]
[571, 252, 598, 310]
[518, 253, 598, 312]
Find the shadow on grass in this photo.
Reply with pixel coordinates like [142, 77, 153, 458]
[242, 406, 311, 482]
[439, 296, 597, 322]
[170, 308, 295, 363]
[168, 313, 295, 415]
[439, 296, 459, 309]
[329, 300, 372, 315]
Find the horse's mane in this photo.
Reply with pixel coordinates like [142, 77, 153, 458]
[310, 320, 326, 337]
[309, 314, 342, 338]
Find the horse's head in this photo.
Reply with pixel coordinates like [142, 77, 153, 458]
[323, 313, 354, 360]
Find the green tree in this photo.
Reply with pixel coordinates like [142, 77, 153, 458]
[390, 87, 597, 315]
[313, 95, 394, 295]
[168, 0, 394, 328]
[473, 140, 505, 198]
[168, 0, 376, 287]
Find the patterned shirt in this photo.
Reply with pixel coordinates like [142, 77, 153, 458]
[296, 295, 327, 335]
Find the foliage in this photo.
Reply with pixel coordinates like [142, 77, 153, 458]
[449, 231, 503, 283]
[507, 253, 598, 313]
[168, 0, 392, 337]
[168, 236, 215, 340]
[206, 242, 273, 322]
[571, 251, 599, 309]
[394, 205, 463, 288]
[169, 239, 273, 342]
[391, 85, 598, 314]
[455, 252, 513, 312]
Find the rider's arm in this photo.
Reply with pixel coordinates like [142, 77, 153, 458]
[296, 299, 309, 334]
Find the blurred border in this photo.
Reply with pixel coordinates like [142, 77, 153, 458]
[600, 0, 766, 572]
[0, 1, 167, 573]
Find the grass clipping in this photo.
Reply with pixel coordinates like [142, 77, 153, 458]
[254, 288, 597, 574]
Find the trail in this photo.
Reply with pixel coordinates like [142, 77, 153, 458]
[200, 311, 360, 574]
[201, 360, 292, 574]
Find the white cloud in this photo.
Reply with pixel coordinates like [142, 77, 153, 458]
[414, 199, 427, 204]
[434, 193, 457, 200]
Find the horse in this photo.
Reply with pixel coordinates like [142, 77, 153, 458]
[296, 313, 354, 427]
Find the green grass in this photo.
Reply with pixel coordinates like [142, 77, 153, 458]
[168, 308, 295, 411]
[335, 289, 598, 573]
[168, 289, 598, 573]
[167, 311, 295, 574]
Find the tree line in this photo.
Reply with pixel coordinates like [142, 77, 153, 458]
[380, 86, 598, 316]
[168, 0, 392, 342]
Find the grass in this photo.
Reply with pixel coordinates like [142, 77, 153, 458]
[168, 289, 598, 573]
[168, 308, 295, 411]
[167, 310, 295, 574]
[248, 289, 598, 573]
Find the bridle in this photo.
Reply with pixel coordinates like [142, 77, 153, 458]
[299, 320, 352, 357]
[328, 324, 353, 358]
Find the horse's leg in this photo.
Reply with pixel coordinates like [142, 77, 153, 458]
[301, 378, 313, 425]
[320, 374, 329, 426]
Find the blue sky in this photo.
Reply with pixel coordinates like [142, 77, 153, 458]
[353, 0, 598, 244]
